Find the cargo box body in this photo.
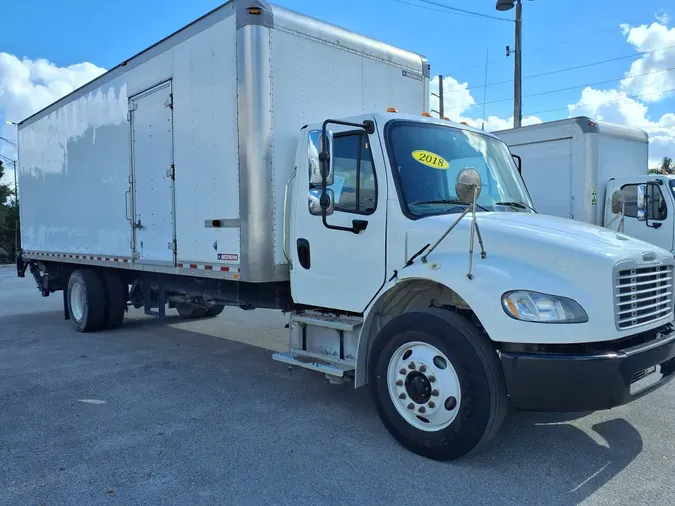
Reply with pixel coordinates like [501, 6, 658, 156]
[494, 117, 649, 226]
[17, 0, 429, 283]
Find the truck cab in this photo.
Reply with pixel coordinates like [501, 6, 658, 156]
[281, 111, 675, 459]
[605, 174, 675, 254]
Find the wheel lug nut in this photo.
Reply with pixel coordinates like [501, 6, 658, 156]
[399, 368, 406, 375]
[408, 362, 415, 370]
[399, 393, 406, 399]
[428, 375, 436, 383]
[419, 365, 427, 373]
[396, 379, 403, 386]
[428, 401, 435, 408]
[418, 406, 426, 414]
[431, 389, 439, 396]
[407, 403, 414, 410]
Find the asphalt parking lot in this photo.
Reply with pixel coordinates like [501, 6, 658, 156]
[1, 265, 674, 505]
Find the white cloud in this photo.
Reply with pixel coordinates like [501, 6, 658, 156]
[429, 74, 543, 131]
[655, 10, 670, 26]
[429, 74, 475, 119]
[568, 86, 675, 166]
[0, 52, 106, 184]
[619, 20, 675, 101]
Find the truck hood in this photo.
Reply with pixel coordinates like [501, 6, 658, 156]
[407, 211, 670, 265]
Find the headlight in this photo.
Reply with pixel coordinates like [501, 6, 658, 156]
[502, 290, 588, 323]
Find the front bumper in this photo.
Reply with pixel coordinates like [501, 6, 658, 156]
[500, 324, 675, 412]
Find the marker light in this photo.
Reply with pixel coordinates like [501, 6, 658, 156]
[386, 107, 398, 113]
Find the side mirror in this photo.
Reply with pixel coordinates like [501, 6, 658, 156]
[308, 129, 334, 187]
[455, 167, 483, 204]
[309, 188, 334, 216]
[636, 184, 647, 222]
[511, 154, 522, 174]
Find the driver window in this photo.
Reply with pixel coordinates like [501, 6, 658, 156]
[328, 133, 377, 215]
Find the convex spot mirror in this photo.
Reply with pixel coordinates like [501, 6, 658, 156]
[309, 188, 334, 216]
[455, 167, 483, 204]
[611, 189, 625, 215]
[308, 129, 334, 187]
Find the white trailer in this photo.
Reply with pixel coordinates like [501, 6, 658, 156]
[16, 1, 675, 461]
[494, 117, 675, 253]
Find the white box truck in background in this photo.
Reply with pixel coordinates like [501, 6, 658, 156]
[495, 117, 675, 254]
[16, 1, 675, 461]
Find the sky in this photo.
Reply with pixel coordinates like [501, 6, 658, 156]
[1, 0, 674, 184]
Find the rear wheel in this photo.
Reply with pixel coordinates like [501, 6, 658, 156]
[205, 304, 225, 317]
[369, 308, 507, 461]
[67, 269, 106, 333]
[176, 302, 209, 319]
[101, 271, 127, 330]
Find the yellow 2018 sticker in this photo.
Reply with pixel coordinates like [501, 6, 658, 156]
[411, 150, 449, 169]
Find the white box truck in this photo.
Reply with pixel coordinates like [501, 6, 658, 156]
[495, 117, 675, 254]
[15, 1, 675, 461]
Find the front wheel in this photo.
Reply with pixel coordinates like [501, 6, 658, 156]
[369, 308, 507, 461]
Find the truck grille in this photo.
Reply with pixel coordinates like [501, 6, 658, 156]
[615, 265, 673, 330]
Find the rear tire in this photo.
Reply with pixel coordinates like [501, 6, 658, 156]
[205, 304, 225, 317]
[176, 302, 209, 319]
[67, 269, 106, 333]
[368, 308, 507, 461]
[101, 271, 127, 330]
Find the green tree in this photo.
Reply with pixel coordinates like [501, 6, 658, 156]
[0, 159, 20, 262]
[660, 156, 673, 174]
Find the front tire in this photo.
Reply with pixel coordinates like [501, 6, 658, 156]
[369, 308, 507, 461]
[67, 269, 106, 333]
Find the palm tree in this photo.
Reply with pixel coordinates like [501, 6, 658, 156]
[660, 156, 673, 174]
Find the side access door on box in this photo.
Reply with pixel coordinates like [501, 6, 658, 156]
[128, 81, 176, 265]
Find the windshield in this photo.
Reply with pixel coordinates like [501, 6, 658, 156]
[386, 121, 535, 218]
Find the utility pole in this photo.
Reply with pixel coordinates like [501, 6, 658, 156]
[496, 0, 524, 128]
[514, 0, 522, 128]
[438, 75, 445, 118]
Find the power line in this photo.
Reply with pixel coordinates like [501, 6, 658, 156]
[444, 66, 675, 111]
[0, 135, 17, 148]
[0, 153, 17, 164]
[419, 0, 512, 23]
[525, 86, 675, 117]
[440, 44, 675, 94]
[391, 0, 511, 22]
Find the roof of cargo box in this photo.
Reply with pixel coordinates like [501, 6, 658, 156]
[18, 0, 429, 128]
[493, 116, 649, 144]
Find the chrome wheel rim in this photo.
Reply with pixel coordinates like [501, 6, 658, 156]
[386, 340, 461, 431]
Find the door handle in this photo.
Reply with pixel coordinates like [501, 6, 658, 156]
[125, 190, 131, 221]
[352, 219, 368, 234]
[134, 219, 143, 230]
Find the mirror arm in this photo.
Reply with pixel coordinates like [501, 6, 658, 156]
[319, 118, 375, 234]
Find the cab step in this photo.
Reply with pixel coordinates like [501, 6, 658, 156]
[292, 312, 363, 331]
[272, 351, 355, 377]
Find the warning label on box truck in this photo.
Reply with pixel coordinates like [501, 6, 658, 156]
[217, 253, 239, 262]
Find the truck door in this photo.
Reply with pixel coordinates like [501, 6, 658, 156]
[129, 81, 176, 265]
[290, 125, 387, 313]
[619, 182, 674, 252]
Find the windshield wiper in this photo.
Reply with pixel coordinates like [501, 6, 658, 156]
[412, 199, 490, 212]
[494, 201, 536, 212]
